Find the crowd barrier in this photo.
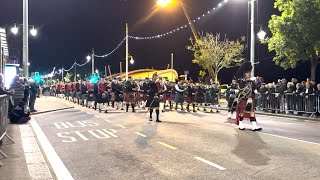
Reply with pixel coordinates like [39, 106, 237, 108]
[256, 93, 319, 117]
[0, 95, 15, 167]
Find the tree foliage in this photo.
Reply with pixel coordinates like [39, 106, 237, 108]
[187, 33, 245, 82]
[266, 0, 320, 80]
[64, 72, 72, 83]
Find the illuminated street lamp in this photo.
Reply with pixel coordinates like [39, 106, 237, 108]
[157, 0, 173, 7]
[257, 28, 267, 40]
[11, 24, 18, 35]
[95, 69, 99, 74]
[86, 55, 91, 61]
[30, 26, 37, 37]
[129, 56, 134, 64]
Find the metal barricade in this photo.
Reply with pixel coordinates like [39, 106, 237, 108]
[256, 93, 284, 113]
[284, 93, 317, 117]
[317, 95, 320, 114]
[0, 95, 15, 167]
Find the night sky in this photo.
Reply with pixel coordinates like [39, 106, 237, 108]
[0, 0, 318, 83]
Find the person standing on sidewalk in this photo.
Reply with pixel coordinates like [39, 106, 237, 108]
[29, 79, 39, 112]
[10, 76, 25, 107]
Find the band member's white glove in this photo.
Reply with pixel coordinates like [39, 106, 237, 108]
[254, 90, 258, 94]
[235, 89, 239, 93]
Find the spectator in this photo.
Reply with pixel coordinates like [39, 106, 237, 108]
[22, 78, 30, 105]
[0, 73, 13, 95]
[29, 79, 38, 112]
[9, 76, 25, 106]
[291, 78, 298, 91]
[301, 81, 306, 89]
[303, 82, 314, 95]
[316, 83, 320, 96]
[276, 78, 287, 95]
[259, 83, 268, 93]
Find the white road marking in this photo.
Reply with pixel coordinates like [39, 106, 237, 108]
[259, 132, 320, 145]
[134, 132, 147, 137]
[105, 119, 112, 123]
[116, 125, 126, 129]
[158, 142, 177, 150]
[86, 112, 92, 115]
[194, 157, 226, 170]
[30, 119, 74, 180]
[20, 125, 53, 179]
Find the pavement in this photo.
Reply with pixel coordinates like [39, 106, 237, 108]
[1, 96, 320, 180]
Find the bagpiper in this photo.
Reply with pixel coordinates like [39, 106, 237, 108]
[123, 76, 137, 112]
[146, 73, 161, 122]
[174, 80, 185, 111]
[226, 78, 238, 119]
[234, 61, 262, 131]
[186, 81, 196, 112]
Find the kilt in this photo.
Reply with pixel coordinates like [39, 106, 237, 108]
[76, 92, 81, 99]
[136, 93, 147, 102]
[196, 95, 205, 103]
[235, 98, 255, 125]
[80, 93, 87, 101]
[163, 94, 172, 101]
[124, 92, 136, 103]
[87, 92, 94, 101]
[186, 96, 195, 104]
[146, 96, 160, 108]
[175, 93, 184, 103]
[209, 95, 218, 105]
[96, 93, 109, 103]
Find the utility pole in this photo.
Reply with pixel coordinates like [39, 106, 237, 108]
[23, 0, 29, 77]
[171, 53, 174, 82]
[105, 66, 107, 77]
[120, 62, 122, 76]
[250, 0, 255, 77]
[125, 23, 129, 81]
[74, 61, 77, 82]
[62, 69, 64, 82]
[92, 48, 95, 75]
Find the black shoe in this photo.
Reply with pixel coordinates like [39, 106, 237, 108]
[156, 120, 162, 122]
[253, 127, 262, 131]
[149, 118, 152, 121]
[105, 110, 108, 113]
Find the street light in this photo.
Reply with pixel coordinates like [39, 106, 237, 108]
[86, 55, 91, 61]
[30, 26, 37, 37]
[157, 0, 173, 7]
[10, 24, 38, 37]
[11, 24, 18, 35]
[129, 56, 134, 64]
[95, 69, 99, 74]
[257, 28, 267, 40]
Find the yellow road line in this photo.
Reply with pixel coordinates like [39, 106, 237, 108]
[157, 142, 177, 150]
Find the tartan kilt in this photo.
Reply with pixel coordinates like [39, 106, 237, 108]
[146, 96, 160, 108]
[76, 92, 81, 99]
[87, 92, 94, 101]
[162, 94, 172, 102]
[235, 98, 255, 125]
[80, 93, 87, 101]
[175, 93, 184, 103]
[196, 95, 205, 103]
[96, 93, 109, 103]
[124, 92, 136, 103]
[136, 93, 147, 102]
[186, 96, 195, 104]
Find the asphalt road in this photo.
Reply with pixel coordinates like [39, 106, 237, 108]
[32, 97, 320, 180]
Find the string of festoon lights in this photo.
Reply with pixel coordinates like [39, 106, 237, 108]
[129, 0, 231, 40]
[93, 38, 126, 58]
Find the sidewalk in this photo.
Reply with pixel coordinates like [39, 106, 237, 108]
[0, 124, 31, 180]
[0, 96, 70, 180]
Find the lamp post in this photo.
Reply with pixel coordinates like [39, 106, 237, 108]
[125, 23, 129, 81]
[23, 0, 29, 77]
